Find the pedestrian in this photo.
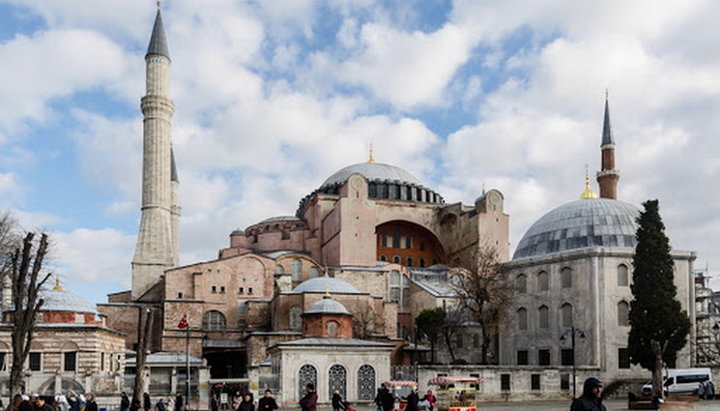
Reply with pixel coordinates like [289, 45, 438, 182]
[143, 394, 151, 411]
[706, 380, 715, 399]
[238, 395, 253, 411]
[18, 401, 34, 411]
[83, 394, 97, 411]
[404, 389, 419, 411]
[130, 399, 141, 411]
[11, 395, 23, 411]
[331, 391, 344, 411]
[299, 383, 317, 411]
[120, 393, 129, 411]
[56, 395, 69, 411]
[35, 397, 53, 411]
[650, 394, 663, 410]
[421, 390, 435, 411]
[697, 381, 706, 399]
[570, 377, 607, 411]
[379, 385, 394, 411]
[210, 395, 219, 411]
[155, 399, 165, 411]
[173, 394, 183, 411]
[257, 390, 277, 411]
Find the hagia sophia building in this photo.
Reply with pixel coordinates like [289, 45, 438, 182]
[0, 8, 695, 404]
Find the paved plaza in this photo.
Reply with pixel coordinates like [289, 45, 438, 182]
[320, 400, 720, 411]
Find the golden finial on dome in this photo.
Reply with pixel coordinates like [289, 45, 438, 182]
[325, 283, 331, 297]
[156, 1, 162, 9]
[580, 165, 598, 199]
[368, 142, 376, 163]
[53, 276, 62, 291]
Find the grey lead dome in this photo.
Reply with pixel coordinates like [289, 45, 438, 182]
[513, 198, 640, 260]
[305, 297, 350, 315]
[41, 287, 99, 314]
[321, 162, 422, 189]
[290, 276, 363, 294]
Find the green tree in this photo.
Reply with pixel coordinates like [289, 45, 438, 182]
[628, 199, 691, 398]
[415, 307, 444, 363]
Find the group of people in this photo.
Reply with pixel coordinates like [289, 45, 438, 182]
[7, 390, 97, 411]
[128, 392, 184, 411]
[373, 384, 435, 411]
[208, 390, 278, 411]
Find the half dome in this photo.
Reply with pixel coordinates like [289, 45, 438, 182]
[513, 198, 640, 260]
[290, 276, 363, 294]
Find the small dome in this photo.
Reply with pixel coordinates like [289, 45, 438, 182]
[291, 277, 363, 294]
[230, 229, 245, 236]
[513, 198, 640, 260]
[305, 297, 350, 315]
[40, 287, 98, 314]
[260, 216, 304, 224]
[321, 162, 422, 189]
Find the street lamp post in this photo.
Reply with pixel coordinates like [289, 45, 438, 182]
[561, 326, 586, 398]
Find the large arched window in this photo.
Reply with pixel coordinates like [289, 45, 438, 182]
[617, 301, 630, 326]
[560, 303, 573, 328]
[203, 310, 227, 331]
[328, 364, 347, 400]
[560, 267, 572, 288]
[388, 271, 410, 311]
[308, 267, 320, 279]
[357, 364, 376, 400]
[516, 274, 527, 294]
[617, 264, 629, 286]
[517, 308, 528, 330]
[274, 265, 284, 275]
[289, 306, 303, 330]
[291, 259, 302, 282]
[538, 305, 549, 329]
[538, 271, 549, 291]
[298, 365, 317, 400]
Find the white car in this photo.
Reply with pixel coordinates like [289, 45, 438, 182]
[641, 368, 713, 396]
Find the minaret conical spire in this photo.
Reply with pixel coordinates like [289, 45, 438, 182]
[601, 90, 613, 146]
[596, 91, 620, 200]
[146, 9, 170, 59]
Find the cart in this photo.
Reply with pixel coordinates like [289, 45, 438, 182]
[427, 377, 482, 411]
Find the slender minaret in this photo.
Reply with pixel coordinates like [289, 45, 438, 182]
[132, 7, 178, 299]
[596, 92, 620, 199]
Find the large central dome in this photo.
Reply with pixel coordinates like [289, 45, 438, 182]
[320, 162, 422, 189]
[513, 198, 640, 260]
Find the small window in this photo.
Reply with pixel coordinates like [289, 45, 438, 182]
[220, 286, 226, 294]
[211, 285, 217, 293]
[560, 373, 570, 390]
[419, 258, 425, 268]
[274, 265, 284, 275]
[538, 305, 549, 329]
[538, 349, 551, 366]
[392, 229, 401, 248]
[64, 351, 77, 372]
[618, 348, 630, 369]
[100, 352, 104, 371]
[327, 321, 338, 336]
[517, 350, 528, 365]
[380, 255, 387, 262]
[405, 236, 412, 249]
[617, 264, 629, 286]
[561, 267, 572, 288]
[0, 353, 6, 371]
[561, 303, 573, 328]
[29, 352, 41, 371]
[561, 349, 574, 366]
[248, 287, 253, 295]
[516, 274, 527, 294]
[517, 308, 528, 330]
[538, 271, 549, 291]
[406, 257, 413, 267]
[238, 287, 244, 294]
[309, 267, 320, 278]
[531, 374, 541, 390]
[381, 234, 388, 248]
[177, 292, 183, 299]
[617, 301, 629, 326]
[500, 374, 511, 391]
[291, 259, 302, 282]
[393, 256, 401, 264]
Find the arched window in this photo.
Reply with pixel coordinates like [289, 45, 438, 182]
[517, 308, 528, 330]
[407, 257, 413, 267]
[308, 267, 320, 279]
[472, 333, 480, 349]
[393, 255, 401, 264]
[538, 305, 549, 329]
[289, 306, 303, 330]
[617, 264, 629, 286]
[274, 265, 284, 275]
[379, 255, 387, 262]
[291, 259, 302, 282]
[516, 274, 527, 294]
[357, 364, 376, 400]
[298, 365, 317, 400]
[328, 364, 347, 399]
[202, 310, 227, 331]
[538, 271, 549, 291]
[561, 267, 572, 288]
[327, 321, 338, 336]
[560, 303, 573, 328]
[617, 301, 630, 326]
[388, 271, 410, 311]
[419, 258, 426, 268]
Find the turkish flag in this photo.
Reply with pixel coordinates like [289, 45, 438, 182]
[178, 314, 188, 329]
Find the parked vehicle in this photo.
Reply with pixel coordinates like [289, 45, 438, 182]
[641, 368, 713, 396]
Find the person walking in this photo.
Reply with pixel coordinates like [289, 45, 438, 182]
[83, 394, 97, 411]
[173, 394, 183, 411]
[237, 395, 253, 411]
[570, 378, 607, 411]
[143, 394, 151, 411]
[120, 393, 130, 411]
[155, 399, 166, 411]
[299, 384, 317, 411]
[331, 391, 344, 411]
[210, 395, 219, 411]
[257, 390, 277, 411]
[404, 389, 419, 411]
[421, 390, 435, 411]
[379, 385, 394, 411]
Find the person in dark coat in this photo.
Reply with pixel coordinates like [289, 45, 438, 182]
[299, 384, 317, 411]
[130, 398, 141, 411]
[378, 385, 394, 411]
[404, 389, 419, 411]
[65, 391, 80, 411]
[331, 391, 344, 411]
[238, 394, 254, 411]
[173, 394, 183, 411]
[155, 399, 166, 411]
[210, 395, 219, 411]
[84, 394, 98, 411]
[143, 394, 152, 411]
[257, 390, 277, 411]
[120, 393, 130, 411]
[570, 378, 607, 411]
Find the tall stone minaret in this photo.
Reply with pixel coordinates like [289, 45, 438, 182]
[596, 93, 620, 199]
[132, 8, 179, 299]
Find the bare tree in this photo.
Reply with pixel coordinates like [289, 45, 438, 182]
[440, 307, 463, 363]
[133, 307, 154, 406]
[0, 211, 21, 280]
[451, 245, 515, 364]
[350, 300, 384, 339]
[9, 232, 52, 396]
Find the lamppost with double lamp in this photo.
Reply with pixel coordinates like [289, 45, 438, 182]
[560, 326, 586, 398]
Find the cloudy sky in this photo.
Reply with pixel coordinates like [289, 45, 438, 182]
[1, 0, 719, 303]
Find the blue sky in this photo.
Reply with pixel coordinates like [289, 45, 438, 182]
[2, 0, 720, 303]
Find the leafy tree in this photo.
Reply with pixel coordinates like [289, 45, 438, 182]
[452, 245, 515, 364]
[415, 307, 444, 363]
[628, 200, 691, 398]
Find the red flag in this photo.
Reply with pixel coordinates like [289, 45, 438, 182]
[178, 314, 188, 329]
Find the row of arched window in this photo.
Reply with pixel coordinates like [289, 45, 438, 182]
[516, 300, 629, 330]
[275, 259, 321, 282]
[298, 363, 376, 401]
[379, 255, 434, 267]
[516, 264, 630, 293]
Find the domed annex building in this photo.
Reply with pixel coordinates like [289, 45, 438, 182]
[97, 9, 509, 404]
[500, 99, 696, 388]
[0, 280, 126, 397]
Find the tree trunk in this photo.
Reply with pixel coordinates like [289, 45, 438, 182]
[133, 307, 154, 405]
[443, 331, 456, 362]
[650, 340, 664, 399]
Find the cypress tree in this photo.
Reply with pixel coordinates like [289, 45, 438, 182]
[628, 199, 691, 396]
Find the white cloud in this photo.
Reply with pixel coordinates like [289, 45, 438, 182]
[52, 228, 135, 285]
